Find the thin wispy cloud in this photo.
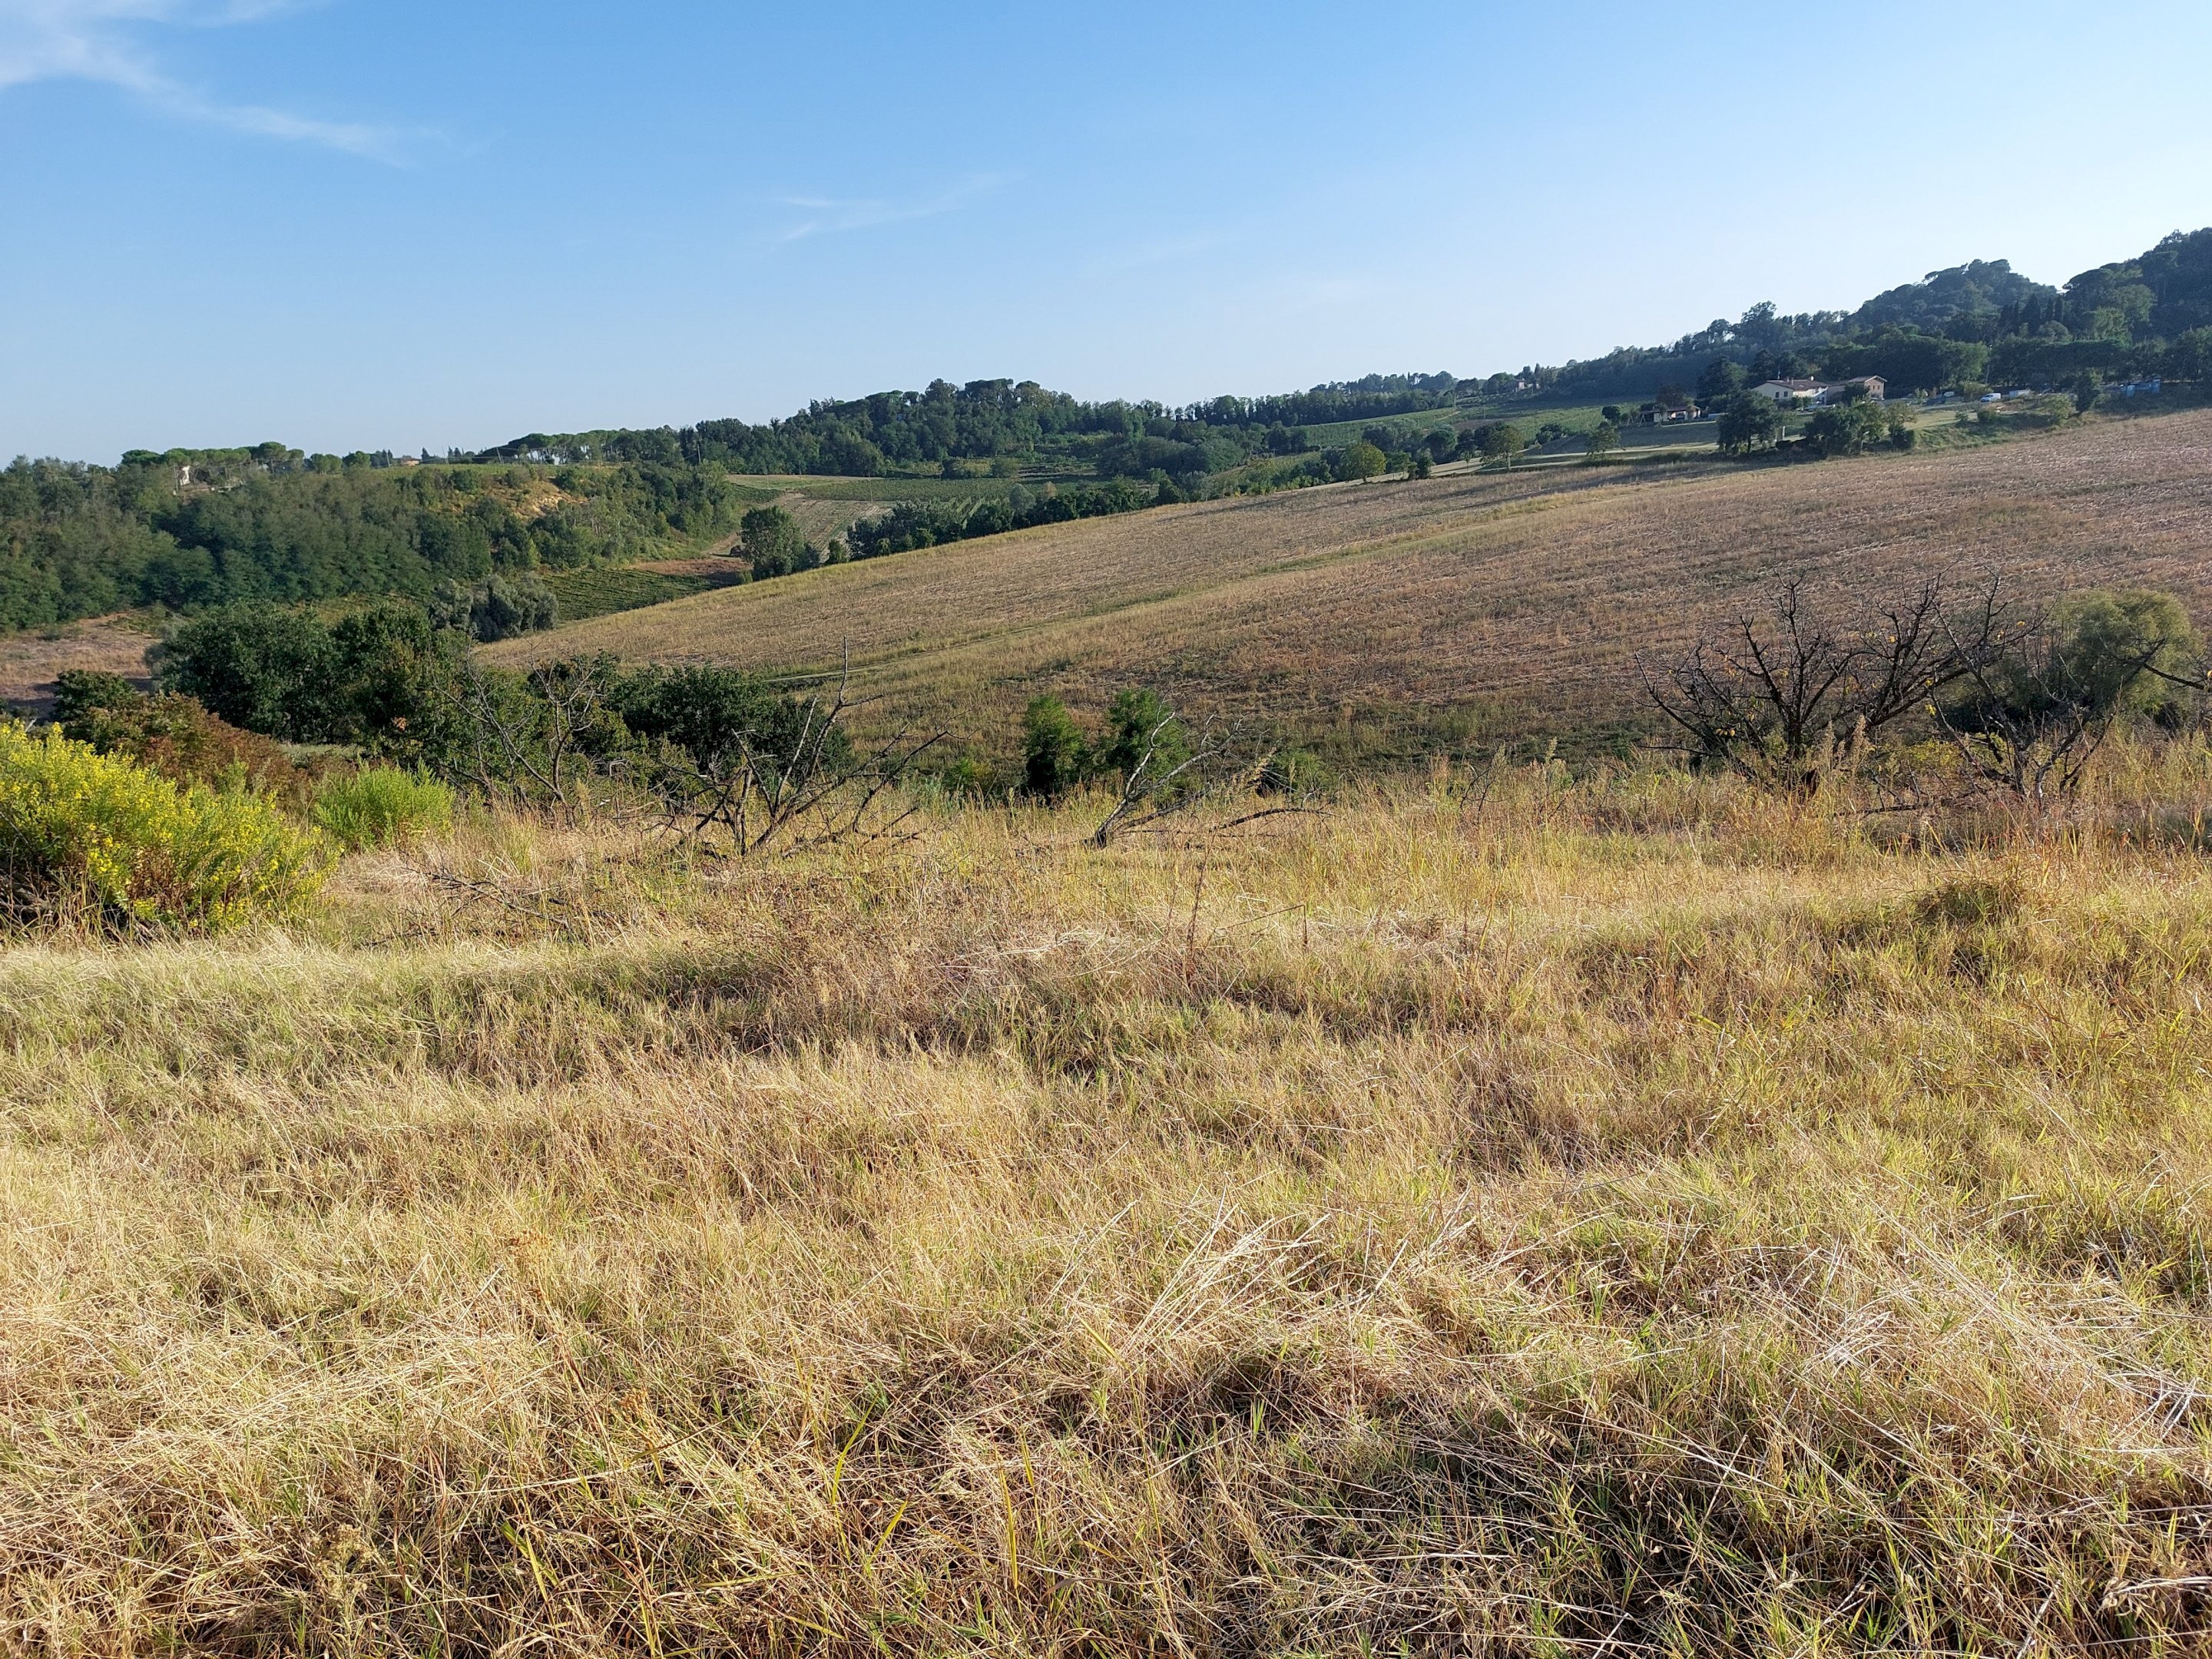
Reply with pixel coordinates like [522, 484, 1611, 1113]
[770, 173, 1014, 244]
[0, 0, 409, 160]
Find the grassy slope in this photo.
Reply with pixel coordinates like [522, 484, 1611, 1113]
[8, 775, 2212, 1651]
[492, 409, 2212, 760]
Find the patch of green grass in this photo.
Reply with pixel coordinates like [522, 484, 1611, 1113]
[773, 475, 1034, 502]
[311, 767, 454, 852]
[542, 565, 727, 621]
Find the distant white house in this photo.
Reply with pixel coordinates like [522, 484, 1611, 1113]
[1750, 376, 1886, 406]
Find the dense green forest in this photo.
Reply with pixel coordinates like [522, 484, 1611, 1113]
[471, 373, 1463, 482]
[5, 228, 2209, 637]
[0, 448, 753, 631]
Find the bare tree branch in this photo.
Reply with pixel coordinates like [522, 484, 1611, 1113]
[1642, 575, 2018, 787]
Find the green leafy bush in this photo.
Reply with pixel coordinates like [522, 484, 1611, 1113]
[1803, 400, 1891, 458]
[1022, 694, 1088, 800]
[1095, 687, 1191, 788]
[1335, 441, 1389, 481]
[312, 767, 455, 852]
[0, 722, 328, 931]
[51, 669, 141, 724]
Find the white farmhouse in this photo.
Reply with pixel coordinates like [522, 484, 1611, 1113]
[1750, 376, 1886, 406]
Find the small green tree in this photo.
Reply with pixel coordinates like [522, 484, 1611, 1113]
[1089, 687, 1206, 845]
[1584, 421, 1622, 463]
[1696, 357, 1746, 404]
[2167, 327, 2212, 383]
[159, 604, 339, 741]
[615, 664, 825, 783]
[51, 671, 141, 725]
[2070, 373, 2101, 414]
[1941, 589, 2201, 811]
[1479, 424, 1526, 469]
[1022, 695, 1088, 799]
[2031, 590, 2197, 720]
[1094, 688, 1190, 787]
[740, 505, 810, 578]
[430, 571, 558, 641]
[1716, 392, 1784, 455]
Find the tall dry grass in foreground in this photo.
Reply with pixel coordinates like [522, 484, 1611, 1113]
[7, 762, 2212, 1654]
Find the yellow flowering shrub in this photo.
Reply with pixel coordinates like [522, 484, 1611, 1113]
[0, 722, 329, 932]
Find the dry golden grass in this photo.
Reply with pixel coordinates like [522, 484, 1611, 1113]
[0, 615, 155, 715]
[492, 411, 2212, 756]
[8, 757, 2212, 1654]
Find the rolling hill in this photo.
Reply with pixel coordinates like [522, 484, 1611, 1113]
[488, 408, 2212, 761]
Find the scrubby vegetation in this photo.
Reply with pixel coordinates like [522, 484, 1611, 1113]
[429, 569, 560, 642]
[5, 546, 2212, 1648]
[53, 668, 320, 802]
[508, 409, 2212, 767]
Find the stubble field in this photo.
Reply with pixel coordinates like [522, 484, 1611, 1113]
[493, 410, 2212, 757]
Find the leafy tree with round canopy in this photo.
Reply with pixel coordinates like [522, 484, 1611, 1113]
[2008, 590, 2199, 724]
[1336, 442, 1388, 481]
[740, 505, 813, 578]
[1479, 424, 1526, 469]
[1803, 401, 1889, 459]
[2167, 327, 2212, 383]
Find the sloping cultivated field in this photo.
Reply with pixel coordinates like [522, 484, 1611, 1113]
[494, 410, 2212, 757]
[11, 766, 2212, 1653]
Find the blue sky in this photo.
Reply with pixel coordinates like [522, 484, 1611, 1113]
[4, 0, 2209, 462]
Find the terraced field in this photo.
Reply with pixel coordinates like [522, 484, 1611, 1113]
[492, 410, 2212, 758]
